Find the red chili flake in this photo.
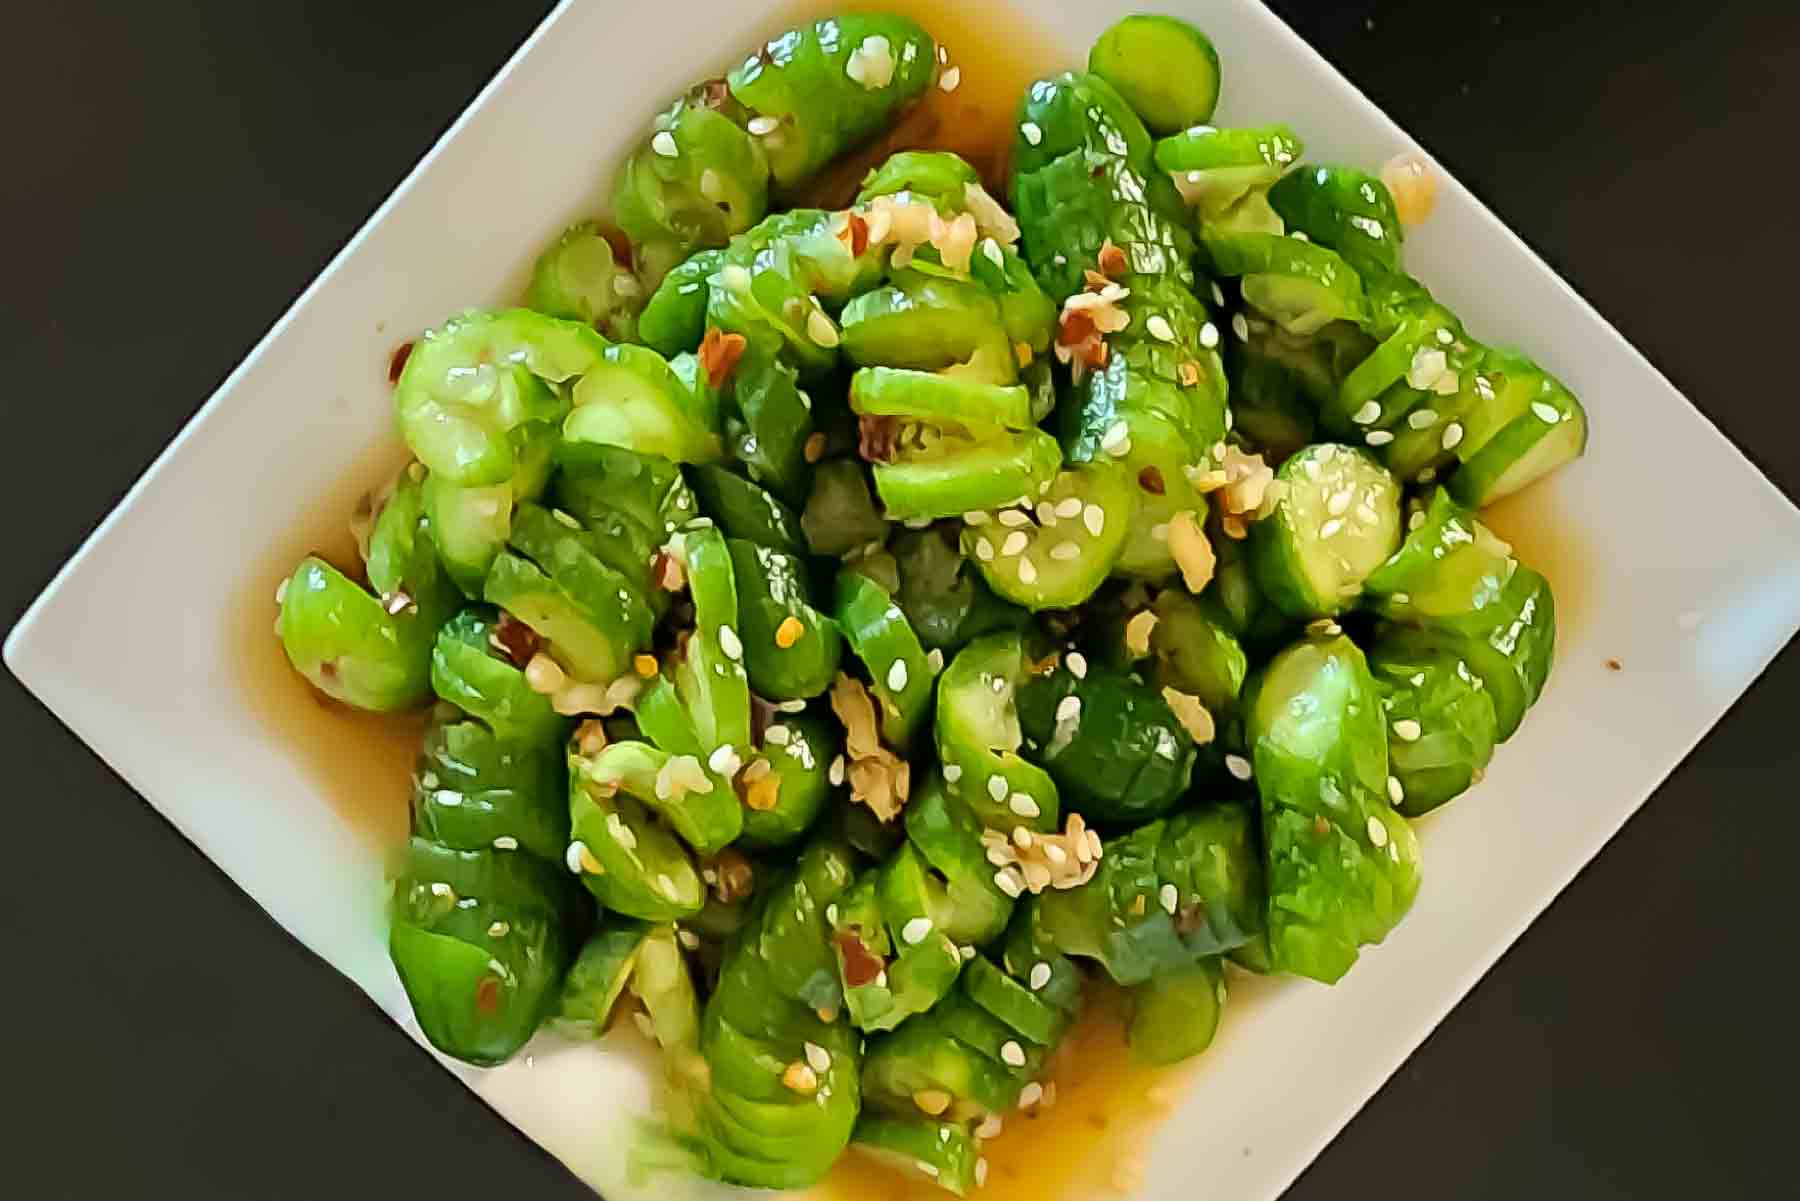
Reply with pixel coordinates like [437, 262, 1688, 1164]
[1097, 240, 1127, 277]
[1313, 815, 1332, 837]
[1087, 340, 1110, 370]
[387, 340, 414, 386]
[600, 226, 635, 272]
[699, 327, 748, 389]
[836, 931, 886, 988]
[1137, 466, 1166, 495]
[489, 613, 541, 667]
[474, 976, 501, 1015]
[652, 550, 688, 593]
[1082, 268, 1113, 293]
[1057, 308, 1097, 347]
[858, 414, 902, 463]
[845, 210, 871, 257]
[1604, 658, 1623, 672]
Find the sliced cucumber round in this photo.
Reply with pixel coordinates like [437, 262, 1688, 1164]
[851, 1117, 981, 1196]
[1250, 443, 1402, 618]
[960, 464, 1134, 610]
[1089, 15, 1223, 135]
[1206, 232, 1368, 334]
[1451, 370, 1588, 507]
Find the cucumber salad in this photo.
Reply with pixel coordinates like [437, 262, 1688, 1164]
[273, 10, 1585, 1194]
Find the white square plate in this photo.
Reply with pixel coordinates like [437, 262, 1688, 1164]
[10, 1, 1800, 1199]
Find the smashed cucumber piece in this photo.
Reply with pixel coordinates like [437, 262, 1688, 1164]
[835, 569, 933, 751]
[1368, 632, 1499, 816]
[872, 427, 1064, 523]
[850, 1117, 981, 1196]
[581, 741, 742, 856]
[904, 774, 1016, 946]
[566, 753, 705, 923]
[1016, 659, 1196, 825]
[389, 837, 581, 1066]
[411, 715, 568, 863]
[888, 525, 1029, 653]
[960, 465, 1134, 611]
[525, 220, 640, 342]
[857, 149, 980, 211]
[851, 366, 1034, 431]
[840, 272, 1018, 382]
[1148, 590, 1249, 722]
[1247, 631, 1421, 984]
[564, 343, 722, 464]
[727, 538, 842, 702]
[802, 459, 889, 557]
[612, 90, 770, 278]
[671, 526, 754, 754]
[1156, 802, 1267, 958]
[555, 917, 651, 1038]
[639, 248, 724, 358]
[1250, 442, 1403, 619]
[689, 465, 807, 557]
[1449, 352, 1589, 508]
[429, 608, 564, 745]
[1089, 14, 1222, 135]
[1268, 165, 1404, 277]
[740, 713, 837, 849]
[1127, 956, 1225, 1066]
[727, 13, 936, 189]
[1205, 232, 1368, 335]
[393, 310, 598, 487]
[935, 633, 1060, 834]
[482, 541, 650, 687]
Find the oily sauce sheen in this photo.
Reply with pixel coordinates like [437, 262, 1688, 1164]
[245, 2, 1583, 1196]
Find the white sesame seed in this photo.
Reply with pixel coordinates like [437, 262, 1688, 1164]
[943, 763, 963, 784]
[1020, 121, 1043, 146]
[766, 724, 791, 746]
[491, 835, 519, 852]
[1225, 753, 1253, 781]
[965, 510, 990, 525]
[1199, 321, 1221, 349]
[1440, 422, 1464, 450]
[1048, 541, 1081, 562]
[900, 916, 934, 946]
[565, 842, 587, 874]
[1532, 401, 1561, 424]
[1393, 718, 1422, 741]
[1351, 400, 1382, 425]
[606, 811, 638, 850]
[1001, 531, 1029, 557]
[1101, 420, 1130, 452]
[1387, 775, 1405, 804]
[988, 775, 1010, 802]
[976, 1159, 990, 1187]
[487, 920, 510, 938]
[1327, 489, 1352, 517]
[1066, 651, 1088, 679]
[1019, 1082, 1044, 1108]
[995, 869, 1023, 898]
[718, 624, 743, 661]
[927, 648, 945, 674]
[1146, 314, 1176, 343]
[1436, 327, 1454, 345]
[1017, 557, 1039, 584]
[975, 536, 996, 562]
[939, 66, 962, 92]
[651, 130, 678, 158]
[1013, 825, 1033, 849]
[1151, 522, 1170, 542]
[977, 1114, 1003, 1140]
[1055, 695, 1081, 724]
[778, 699, 808, 713]
[1159, 883, 1179, 914]
[1009, 793, 1041, 818]
[802, 1040, 832, 1073]
[1366, 429, 1395, 446]
[829, 754, 846, 786]
[887, 659, 910, 692]
[1409, 510, 1426, 531]
[747, 115, 779, 136]
[430, 882, 452, 898]
[1320, 518, 1344, 538]
[659, 873, 680, 900]
[997, 508, 1031, 528]
[1001, 1040, 1027, 1067]
[1366, 814, 1390, 848]
[1082, 504, 1105, 537]
[1231, 313, 1250, 342]
[806, 308, 840, 348]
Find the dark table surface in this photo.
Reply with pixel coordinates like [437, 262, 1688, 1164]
[4, 1, 1795, 1197]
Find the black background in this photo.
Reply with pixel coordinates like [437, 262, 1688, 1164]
[4, 2, 1795, 1197]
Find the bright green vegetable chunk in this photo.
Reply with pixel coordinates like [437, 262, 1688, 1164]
[411, 714, 568, 863]
[904, 773, 1016, 946]
[1247, 631, 1422, 983]
[581, 741, 742, 856]
[851, 1117, 981, 1196]
[872, 426, 1064, 523]
[690, 466, 807, 557]
[639, 248, 724, 357]
[857, 150, 980, 211]
[393, 310, 599, 487]
[1127, 957, 1225, 1065]
[835, 570, 933, 751]
[728, 14, 937, 189]
[1268, 165, 1404, 278]
[1016, 659, 1196, 824]
[1250, 442, 1403, 619]
[563, 343, 722, 464]
[728, 539, 843, 701]
[525, 220, 640, 342]
[1205, 232, 1368, 335]
[961, 465, 1134, 611]
[888, 526, 1028, 652]
[1149, 591, 1249, 722]
[388, 837, 581, 1066]
[1088, 15, 1222, 135]
[279, 471, 458, 712]
[740, 714, 838, 849]
[852, 366, 1034, 432]
[723, 343, 816, 506]
[935, 633, 1060, 833]
[1368, 632, 1499, 816]
[429, 608, 564, 744]
[555, 918, 650, 1037]
[1448, 351, 1589, 508]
